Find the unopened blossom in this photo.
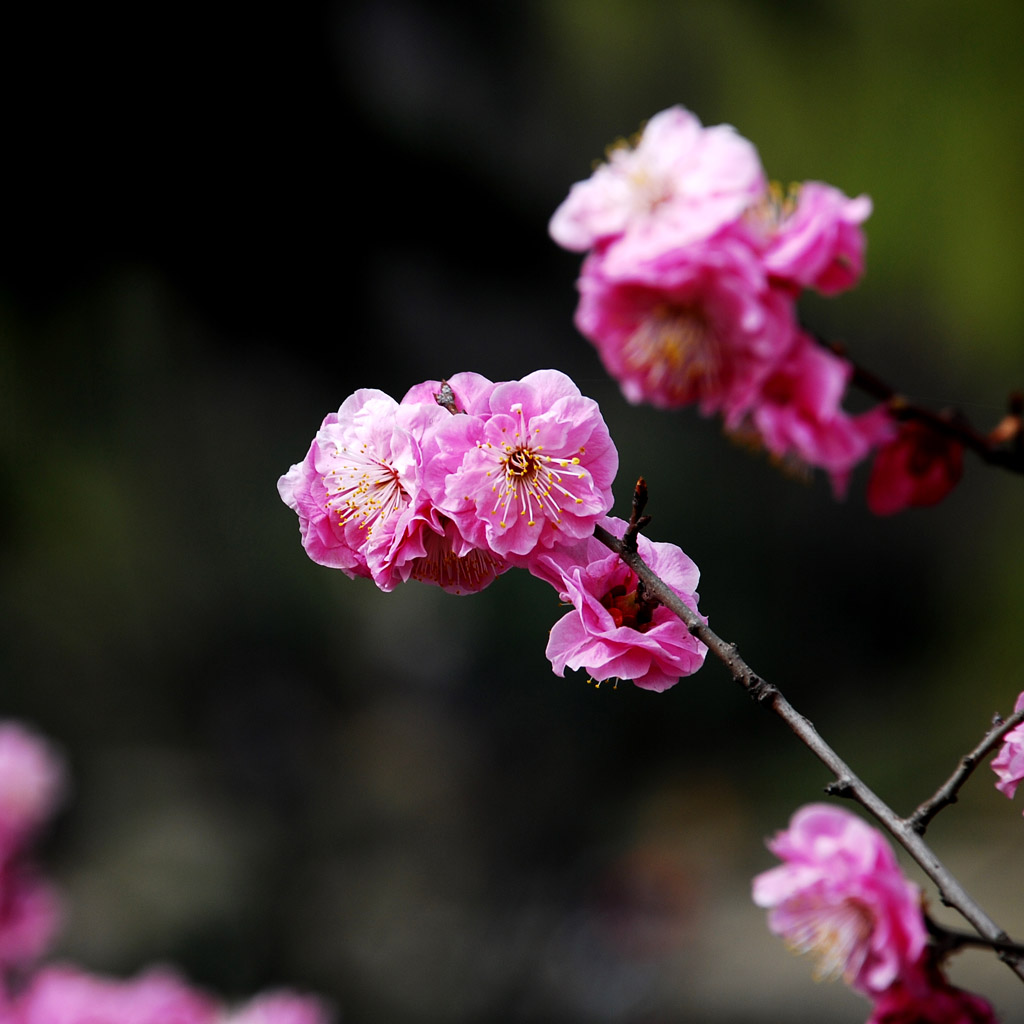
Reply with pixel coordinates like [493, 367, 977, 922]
[575, 233, 797, 418]
[431, 370, 618, 559]
[744, 334, 873, 494]
[549, 105, 765, 271]
[529, 516, 706, 691]
[0, 724, 66, 860]
[758, 181, 873, 296]
[866, 964, 999, 1024]
[752, 804, 927, 998]
[220, 992, 333, 1024]
[11, 965, 218, 1024]
[991, 691, 1024, 808]
[866, 420, 964, 515]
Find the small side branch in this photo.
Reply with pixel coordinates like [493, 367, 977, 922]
[908, 706, 1024, 835]
[927, 916, 1024, 960]
[816, 337, 1024, 475]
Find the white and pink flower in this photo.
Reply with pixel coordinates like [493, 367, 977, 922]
[549, 105, 765, 269]
[752, 804, 927, 998]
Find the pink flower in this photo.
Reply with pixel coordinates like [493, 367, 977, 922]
[529, 516, 707, 692]
[278, 385, 509, 593]
[752, 804, 927, 997]
[991, 691, 1024, 805]
[866, 420, 964, 515]
[866, 965, 999, 1024]
[0, 863, 61, 970]
[0, 724, 66, 860]
[744, 334, 873, 494]
[11, 965, 218, 1024]
[758, 181, 872, 296]
[220, 992, 333, 1024]
[431, 370, 618, 559]
[549, 106, 765, 270]
[574, 235, 797, 420]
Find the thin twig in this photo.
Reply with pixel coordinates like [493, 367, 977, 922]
[908, 707, 1024, 834]
[927, 916, 1024, 959]
[814, 337, 1024, 474]
[592, 520, 1024, 984]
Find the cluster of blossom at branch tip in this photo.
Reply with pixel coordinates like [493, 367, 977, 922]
[991, 691, 1024, 813]
[279, 370, 708, 690]
[753, 805, 998, 1024]
[550, 105, 960, 509]
[0, 720, 332, 1024]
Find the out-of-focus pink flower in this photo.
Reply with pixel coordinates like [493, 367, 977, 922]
[574, 236, 797, 420]
[746, 335, 872, 494]
[752, 804, 927, 998]
[12, 965, 218, 1024]
[0, 863, 61, 970]
[991, 691, 1024, 807]
[758, 181, 872, 296]
[866, 965, 999, 1024]
[866, 420, 964, 515]
[432, 370, 618, 559]
[220, 991, 333, 1024]
[549, 105, 765, 268]
[0, 724, 66, 860]
[529, 516, 706, 692]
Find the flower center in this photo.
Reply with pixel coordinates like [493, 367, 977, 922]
[482, 405, 588, 530]
[781, 896, 873, 984]
[623, 303, 722, 404]
[601, 578, 658, 631]
[408, 531, 506, 594]
[323, 444, 408, 536]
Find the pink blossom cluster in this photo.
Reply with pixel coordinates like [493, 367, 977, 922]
[550, 105, 954, 507]
[991, 691, 1024, 811]
[0, 720, 332, 1024]
[753, 805, 998, 1024]
[0, 724, 65, 975]
[280, 371, 708, 690]
[1, 966, 330, 1024]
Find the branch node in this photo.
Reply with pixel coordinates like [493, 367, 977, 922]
[622, 477, 650, 551]
[434, 380, 462, 415]
[824, 776, 855, 798]
[747, 676, 776, 703]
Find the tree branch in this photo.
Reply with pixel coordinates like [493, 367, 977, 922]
[815, 336, 1024, 475]
[908, 707, 1024, 835]
[592, 518, 1024, 983]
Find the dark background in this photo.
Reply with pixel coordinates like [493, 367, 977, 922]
[4, 2, 1024, 1021]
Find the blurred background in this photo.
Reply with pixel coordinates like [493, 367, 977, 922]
[3, 1, 1024, 1021]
